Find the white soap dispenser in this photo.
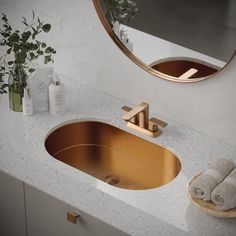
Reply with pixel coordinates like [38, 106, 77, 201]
[122, 30, 133, 52]
[22, 86, 34, 116]
[120, 27, 126, 40]
[49, 75, 65, 115]
[112, 21, 120, 38]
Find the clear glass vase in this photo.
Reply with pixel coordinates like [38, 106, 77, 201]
[8, 64, 27, 112]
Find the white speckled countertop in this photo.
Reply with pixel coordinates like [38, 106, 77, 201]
[0, 75, 236, 236]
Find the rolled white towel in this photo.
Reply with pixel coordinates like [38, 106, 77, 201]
[190, 158, 235, 201]
[211, 168, 236, 211]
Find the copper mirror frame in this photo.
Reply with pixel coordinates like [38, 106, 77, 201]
[93, 0, 236, 83]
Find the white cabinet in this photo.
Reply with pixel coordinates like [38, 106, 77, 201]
[24, 183, 129, 236]
[0, 171, 128, 236]
[0, 171, 27, 236]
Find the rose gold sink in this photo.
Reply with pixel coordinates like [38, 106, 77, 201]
[45, 121, 181, 190]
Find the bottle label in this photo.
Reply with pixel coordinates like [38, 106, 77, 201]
[55, 94, 63, 104]
[37, 82, 47, 94]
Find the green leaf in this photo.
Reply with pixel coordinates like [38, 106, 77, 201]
[7, 48, 11, 54]
[37, 50, 44, 55]
[22, 31, 31, 42]
[45, 47, 50, 53]
[2, 84, 8, 88]
[37, 17, 42, 25]
[45, 46, 54, 54]
[13, 44, 20, 52]
[32, 10, 35, 20]
[22, 21, 29, 26]
[16, 52, 27, 64]
[26, 31, 31, 37]
[30, 52, 35, 59]
[22, 16, 29, 26]
[7, 61, 14, 65]
[3, 32, 10, 37]
[31, 27, 38, 40]
[9, 32, 20, 43]
[31, 26, 37, 34]
[42, 24, 51, 33]
[44, 55, 52, 64]
[41, 42, 46, 48]
[2, 14, 7, 22]
[30, 43, 38, 50]
[28, 68, 35, 73]
[36, 40, 41, 46]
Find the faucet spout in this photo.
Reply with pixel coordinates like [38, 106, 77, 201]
[122, 102, 149, 128]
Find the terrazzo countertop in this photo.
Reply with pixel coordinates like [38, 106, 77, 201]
[0, 75, 236, 236]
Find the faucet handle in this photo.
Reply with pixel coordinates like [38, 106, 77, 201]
[149, 117, 168, 128]
[121, 106, 132, 113]
[122, 102, 149, 121]
[148, 117, 168, 133]
[121, 105, 136, 123]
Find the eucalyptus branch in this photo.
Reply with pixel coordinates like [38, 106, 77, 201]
[0, 11, 56, 94]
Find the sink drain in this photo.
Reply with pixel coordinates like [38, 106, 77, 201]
[104, 175, 120, 186]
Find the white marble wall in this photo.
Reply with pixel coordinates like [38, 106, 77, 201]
[0, 0, 236, 147]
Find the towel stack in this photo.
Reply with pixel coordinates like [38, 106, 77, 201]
[190, 158, 236, 211]
[211, 168, 236, 211]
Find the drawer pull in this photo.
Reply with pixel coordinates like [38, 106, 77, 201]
[67, 211, 80, 224]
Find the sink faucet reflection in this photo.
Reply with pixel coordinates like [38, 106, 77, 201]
[122, 102, 167, 138]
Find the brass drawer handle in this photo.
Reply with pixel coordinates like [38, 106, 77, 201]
[67, 211, 80, 224]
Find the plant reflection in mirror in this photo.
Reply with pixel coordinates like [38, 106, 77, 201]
[101, 0, 138, 26]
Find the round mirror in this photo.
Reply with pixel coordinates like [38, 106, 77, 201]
[93, 0, 236, 82]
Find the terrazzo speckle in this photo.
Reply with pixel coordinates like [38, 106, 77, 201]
[0, 75, 236, 235]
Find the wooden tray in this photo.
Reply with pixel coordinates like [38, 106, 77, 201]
[187, 173, 236, 218]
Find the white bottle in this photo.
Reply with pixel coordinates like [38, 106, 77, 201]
[22, 86, 33, 116]
[120, 27, 126, 40]
[49, 76, 65, 115]
[122, 30, 133, 52]
[112, 21, 120, 38]
[29, 67, 53, 112]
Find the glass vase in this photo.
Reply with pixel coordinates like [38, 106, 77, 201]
[8, 65, 27, 112]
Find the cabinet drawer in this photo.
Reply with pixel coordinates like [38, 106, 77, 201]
[24, 184, 129, 236]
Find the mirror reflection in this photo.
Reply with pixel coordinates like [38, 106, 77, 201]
[96, 0, 236, 81]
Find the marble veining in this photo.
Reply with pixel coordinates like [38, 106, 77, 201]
[0, 75, 236, 236]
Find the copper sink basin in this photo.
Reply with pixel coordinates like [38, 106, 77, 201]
[150, 57, 219, 79]
[45, 121, 181, 190]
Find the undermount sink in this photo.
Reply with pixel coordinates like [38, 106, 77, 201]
[150, 57, 219, 79]
[45, 121, 181, 190]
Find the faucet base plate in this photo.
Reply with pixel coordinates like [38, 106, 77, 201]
[127, 122, 162, 138]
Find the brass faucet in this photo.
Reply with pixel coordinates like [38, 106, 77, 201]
[122, 102, 167, 137]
